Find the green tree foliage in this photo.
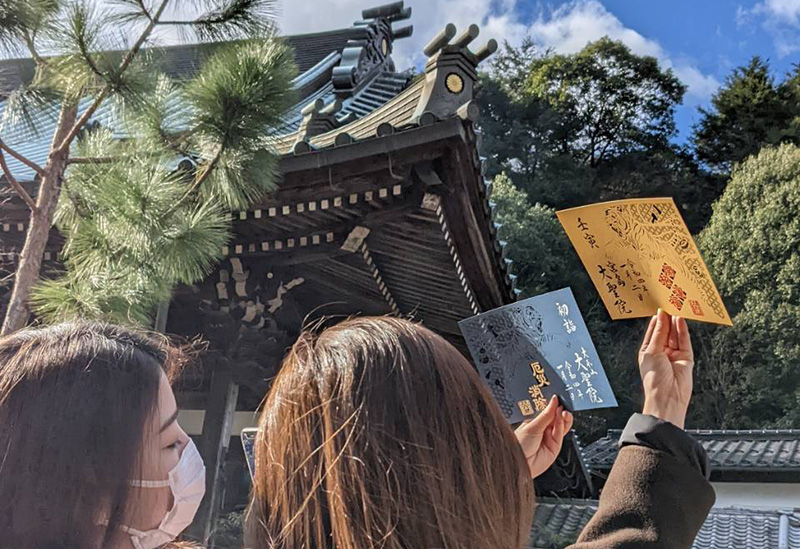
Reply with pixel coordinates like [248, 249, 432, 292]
[478, 38, 706, 229]
[491, 173, 577, 298]
[477, 41, 596, 208]
[525, 37, 685, 168]
[477, 41, 552, 185]
[0, 0, 296, 329]
[692, 144, 800, 428]
[692, 57, 799, 174]
[34, 39, 295, 326]
[481, 40, 800, 432]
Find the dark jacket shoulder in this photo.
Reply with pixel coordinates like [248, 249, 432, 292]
[568, 414, 715, 549]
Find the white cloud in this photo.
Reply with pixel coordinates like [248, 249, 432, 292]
[528, 1, 662, 56]
[755, 0, 800, 23]
[73, 0, 718, 102]
[673, 66, 721, 99]
[525, 1, 719, 103]
[279, 0, 718, 102]
[741, 0, 800, 56]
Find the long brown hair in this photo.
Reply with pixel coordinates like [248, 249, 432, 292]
[246, 317, 534, 549]
[0, 321, 180, 549]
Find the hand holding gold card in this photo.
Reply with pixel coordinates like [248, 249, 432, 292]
[556, 198, 732, 325]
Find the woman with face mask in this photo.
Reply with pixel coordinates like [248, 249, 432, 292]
[0, 321, 206, 549]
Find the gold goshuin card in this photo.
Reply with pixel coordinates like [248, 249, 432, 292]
[556, 198, 732, 326]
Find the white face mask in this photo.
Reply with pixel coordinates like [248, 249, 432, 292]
[122, 438, 206, 549]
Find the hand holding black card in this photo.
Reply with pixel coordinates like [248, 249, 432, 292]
[459, 287, 617, 424]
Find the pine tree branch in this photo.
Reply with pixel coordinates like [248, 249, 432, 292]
[155, 0, 277, 40]
[24, 33, 46, 67]
[75, 34, 105, 80]
[192, 150, 222, 190]
[134, 0, 153, 21]
[61, 179, 92, 219]
[0, 140, 44, 175]
[163, 146, 222, 217]
[67, 156, 125, 164]
[155, 20, 201, 26]
[0, 149, 37, 212]
[53, 0, 173, 155]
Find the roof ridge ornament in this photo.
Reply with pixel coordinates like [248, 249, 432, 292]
[295, 98, 344, 146]
[411, 23, 498, 125]
[332, 2, 413, 98]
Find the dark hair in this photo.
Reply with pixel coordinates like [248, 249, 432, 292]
[246, 316, 534, 549]
[0, 321, 180, 549]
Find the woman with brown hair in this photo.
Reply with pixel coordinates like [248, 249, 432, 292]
[247, 312, 714, 549]
[0, 322, 206, 549]
[246, 316, 552, 549]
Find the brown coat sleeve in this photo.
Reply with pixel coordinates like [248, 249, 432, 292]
[568, 445, 715, 548]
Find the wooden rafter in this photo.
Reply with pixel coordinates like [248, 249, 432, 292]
[228, 185, 425, 260]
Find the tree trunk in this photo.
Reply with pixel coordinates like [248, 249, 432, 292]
[1, 102, 77, 336]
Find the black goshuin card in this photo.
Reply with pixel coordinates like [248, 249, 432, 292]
[458, 287, 617, 424]
[241, 428, 257, 478]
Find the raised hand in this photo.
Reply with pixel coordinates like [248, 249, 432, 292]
[514, 396, 574, 478]
[638, 309, 695, 429]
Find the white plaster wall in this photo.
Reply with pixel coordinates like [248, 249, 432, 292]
[711, 482, 800, 509]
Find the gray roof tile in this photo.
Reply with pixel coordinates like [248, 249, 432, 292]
[0, 29, 360, 93]
[529, 498, 800, 549]
[584, 429, 800, 471]
[0, 50, 411, 182]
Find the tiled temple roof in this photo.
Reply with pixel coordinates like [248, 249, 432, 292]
[0, 3, 415, 182]
[529, 498, 800, 549]
[584, 429, 800, 472]
[0, 28, 362, 95]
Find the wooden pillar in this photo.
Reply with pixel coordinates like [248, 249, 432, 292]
[187, 358, 239, 544]
[154, 299, 170, 333]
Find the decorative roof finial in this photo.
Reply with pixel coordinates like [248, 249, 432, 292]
[333, 2, 414, 97]
[453, 24, 480, 49]
[475, 40, 499, 63]
[362, 1, 406, 20]
[411, 23, 499, 124]
[295, 99, 344, 146]
[423, 24, 456, 57]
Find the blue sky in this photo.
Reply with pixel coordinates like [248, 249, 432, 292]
[277, 0, 800, 143]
